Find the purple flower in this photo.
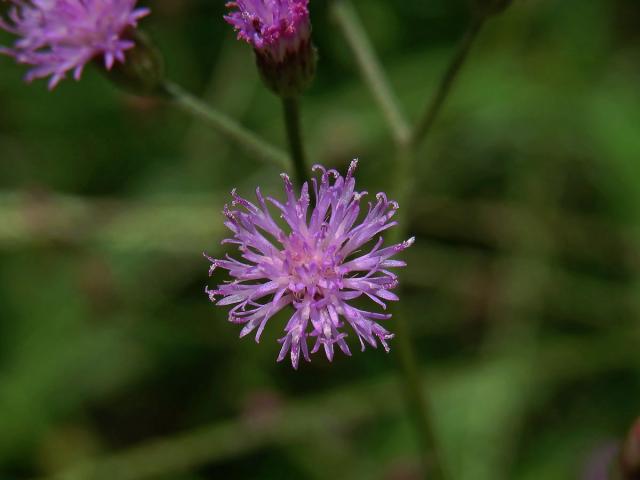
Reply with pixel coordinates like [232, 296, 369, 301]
[205, 160, 414, 369]
[0, 0, 150, 89]
[581, 442, 619, 480]
[224, 0, 310, 63]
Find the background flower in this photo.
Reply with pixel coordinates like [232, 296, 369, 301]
[0, 0, 150, 89]
[224, 0, 316, 96]
[224, 0, 310, 62]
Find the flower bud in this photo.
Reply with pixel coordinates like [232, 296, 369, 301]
[254, 40, 317, 98]
[225, 1, 317, 98]
[101, 29, 165, 97]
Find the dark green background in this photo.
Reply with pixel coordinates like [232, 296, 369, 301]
[1, 0, 639, 478]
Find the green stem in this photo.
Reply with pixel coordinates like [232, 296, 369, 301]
[331, 3, 488, 478]
[411, 15, 486, 148]
[395, 302, 448, 480]
[386, 13, 489, 480]
[328, 13, 444, 474]
[281, 97, 309, 187]
[330, 0, 411, 146]
[388, 148, 448, 480]
[162, 80, 289, 170]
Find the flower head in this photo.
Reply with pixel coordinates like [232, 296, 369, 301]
[224, 0, 310, 62]
[205, 160, 414, 369]
[0, 0, 150, 89]
[224, 0, 316, 97]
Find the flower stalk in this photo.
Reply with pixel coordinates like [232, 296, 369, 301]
[330, 0, 411, 147]
[224, 1, 317, 183]
[282, 97, 309, 187]
[411, 14, 486, 148]
[390, 14, 489, 479]
[162, 81, 290, 170]
[388, 146, 447, 480]
[331, 1, 500, 478]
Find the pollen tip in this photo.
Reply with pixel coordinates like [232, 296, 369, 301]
[354, 190, 367, 201]
[347, 158, 358, 176]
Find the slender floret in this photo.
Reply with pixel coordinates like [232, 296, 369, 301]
[205, 160, 414, 369]
[224, 0, 316, 97]
[0, 0, 150, 89]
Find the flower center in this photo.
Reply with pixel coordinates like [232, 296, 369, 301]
[282, 234, 341, 300]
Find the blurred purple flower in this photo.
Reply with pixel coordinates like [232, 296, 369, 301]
[581, 442, 619, 480]
[224, 0, 310, 63]
[205, 160, 413, 369]
[0, 0, 150, 89]
[622, 418, 640, 478]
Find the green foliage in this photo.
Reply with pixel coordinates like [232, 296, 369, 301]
[1, 0, 639, 478]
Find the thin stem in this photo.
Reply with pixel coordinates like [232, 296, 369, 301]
[411, 15, 486, 148]
[330, 2, 487, 478]
[385, 13, 489, 480]
[281, 97, 308, 187]
[330, 0, 411, 146]
[390, 146, 415, 242]
[394, 302, 448, 480]
[388, 148, 448, 480]
[162, 80, 290, 170]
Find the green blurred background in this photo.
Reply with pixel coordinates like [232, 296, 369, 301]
[1, 0, 639, 478]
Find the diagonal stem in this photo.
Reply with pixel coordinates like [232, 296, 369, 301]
[282, 96, 309, 187]
[162, 80, 290, 170]
[411, 15, 486, 148]
[395, 12, 488, 231]
[330, 0, 411, 146]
